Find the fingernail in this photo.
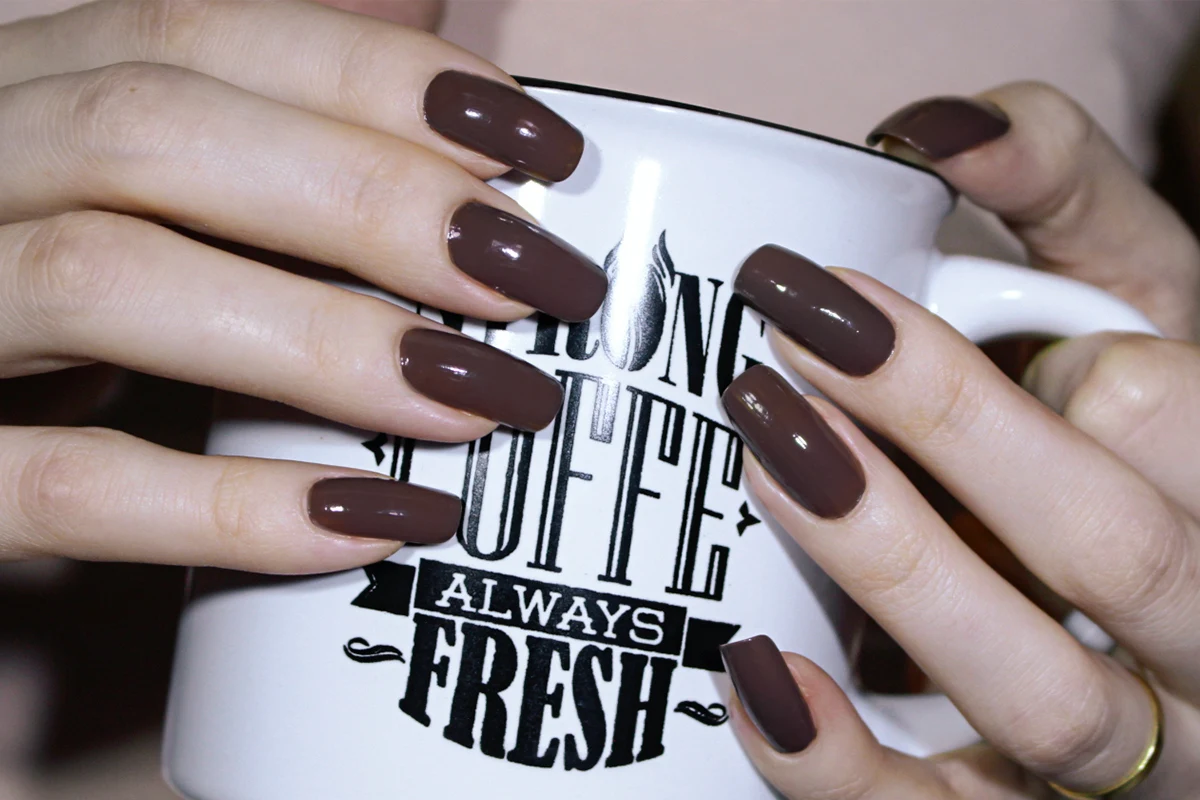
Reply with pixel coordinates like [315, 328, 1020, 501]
[308, 477, 461, 543]
[424, 70, 584, 182]
[734, 245, 895, 376]
[400, 328, 564, 431]
[866, 97, 1011, 160]
[723, 366, 864, 519]
[449, 203, 607, 322]
[720, 635, 816, 754]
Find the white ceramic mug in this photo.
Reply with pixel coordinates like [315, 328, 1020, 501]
[162, 81, 1157, 800]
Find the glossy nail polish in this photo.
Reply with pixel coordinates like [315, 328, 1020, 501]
[866, 96, 1011, 160]
[448, 203, 607, 322]
[721, 635, 817, 753]
[424, 70, 585, 182]
[308, 477, 461, 543]
[400, 328, 564, 431]
[734, 245, 895, 376]
[723, 366, 865, 519]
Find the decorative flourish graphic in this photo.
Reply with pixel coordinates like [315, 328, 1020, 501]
[736, 501, 761, 535]
[600, 231, 676, 371]
[673, 701, 729, 726]
[343, 637, 405, 663]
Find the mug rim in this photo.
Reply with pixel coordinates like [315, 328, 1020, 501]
[516, 76, 956, 197]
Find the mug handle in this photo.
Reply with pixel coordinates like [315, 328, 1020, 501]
[859, 253, 1160, 756]
[923, 253, 1160, 340]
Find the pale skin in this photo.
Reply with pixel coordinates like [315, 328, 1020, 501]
[0, 2, 1198, 797]
[735, 85, 1200, 797]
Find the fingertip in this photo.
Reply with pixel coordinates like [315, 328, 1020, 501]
[1020, 332, 1134, 414]
[777, 651, 862, 734]
[721, 635, 817, 754]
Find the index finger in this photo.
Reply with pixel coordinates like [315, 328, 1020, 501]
[0, 0, 582, 183]
[868, 82, 1200, 339]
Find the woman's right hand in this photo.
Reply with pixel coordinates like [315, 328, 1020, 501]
[0, 0, 606, 572]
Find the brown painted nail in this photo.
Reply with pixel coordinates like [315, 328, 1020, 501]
[866, 96, 1010, 160]
[723, 366, 865, 519]
[308, 477, 461, 543]
[734, 245, 895, 376]
[721, 635, 816, 754]
[400, 328, 564, 431]
[424, 70, 585, 182]
[449, 203, 607, 322]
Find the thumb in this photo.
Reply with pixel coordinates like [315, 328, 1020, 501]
[1021, 332, 1138, 414]
[867, 83, 1200, 339]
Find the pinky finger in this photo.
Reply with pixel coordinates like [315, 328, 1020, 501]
[723, 636, 968, 799]
[0, 426, 461, 572]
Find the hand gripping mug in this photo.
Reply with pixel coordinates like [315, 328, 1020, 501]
[162, 81, 1157, 800]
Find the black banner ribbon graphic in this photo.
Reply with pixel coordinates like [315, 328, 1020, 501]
[351, 562, 416, 616]
[681, 618, 741, 671]
[351, 559, 737, 670]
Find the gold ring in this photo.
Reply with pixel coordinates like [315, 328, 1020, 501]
[1050, 671, 1163, 798]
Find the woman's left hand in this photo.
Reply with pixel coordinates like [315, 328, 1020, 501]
[720, 85, 1200, 799]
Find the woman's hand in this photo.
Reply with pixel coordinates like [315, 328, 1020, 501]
[720, 84, 1200, 797]
[0, 0, 605, 572]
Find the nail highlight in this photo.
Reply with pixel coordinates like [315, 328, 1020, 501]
[721, 635, 817, 754]
[424, 70, 585, 182]
[400, 328, 564, 431]
[734, 245, 894, 376]
[308, 477, 461, 543]
[448, 203, 607, 322]
[866, 96, 1011, 160]
[723, 366, 865, 519]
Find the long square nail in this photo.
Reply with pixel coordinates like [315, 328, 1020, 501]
[424, 70, 585, 182]
[400, 328, 564, 431]
[722, 366, 865, 519]
[448, 203, 607, 322]
[734, 245, 895, 376]
[308, 477, 461, 543]
[721, 635, 817, 753]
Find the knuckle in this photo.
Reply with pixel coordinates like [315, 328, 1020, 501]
[1066, 497, 1191, 626]
[295, 296, 357, 381]
[127, 0, 215, 62]
[1008, 667, 1116, 778]
[1064, 338, 1176, 449]
[208, 459, 268, 553]
[855, 524, 954, 619]
[69, 61, 195, 165]
[17, 428, 123, 538]
[995, 82, 1097, 235]
[1010, 82, 1094, 154]
[333, 29, 401, 117]
[331, 26, 443, 116]
[15, 212, 140, 327]
[807, 771, 875, 800]
[329, 147, 425, 240]
[899, 360, 992, 448]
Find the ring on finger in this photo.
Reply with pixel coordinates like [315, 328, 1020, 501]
[1049, 669, 1163, 799]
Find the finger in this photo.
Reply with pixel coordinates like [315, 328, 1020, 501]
[0, 64, 605, 322]
[0, 0, 581, 182]
[720, 636, 962, 799]
[0, 426, 462, 571]
[1024, 333, 1200, 519]
[723, 367, 1160, 791]
[0, 212, 564, 439]
[867, 83, 1200, 338]
[734, 246, 1200, 695]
